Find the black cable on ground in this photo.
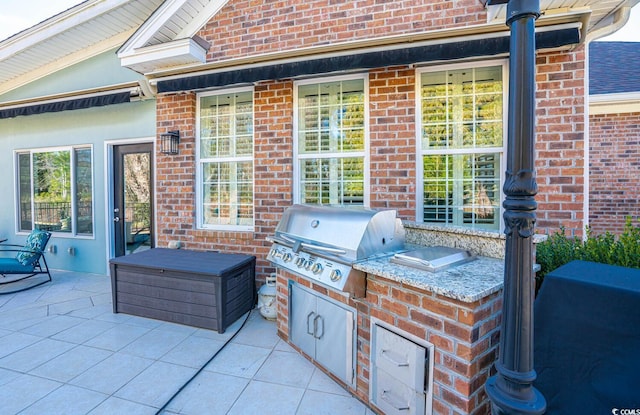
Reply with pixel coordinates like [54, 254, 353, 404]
[154, 308, 254, 415]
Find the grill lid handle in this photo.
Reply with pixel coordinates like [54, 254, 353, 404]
[280, 234, 347, 256]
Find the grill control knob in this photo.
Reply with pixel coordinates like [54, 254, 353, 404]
[282, 253, 293, 263]
[295, 257, 305, 268]
[311, 263, 323, 274]
[329, 269, 342, 282]
[305, 261, 313, 271]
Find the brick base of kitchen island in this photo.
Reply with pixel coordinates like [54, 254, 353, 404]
[276, 267, 503, 415]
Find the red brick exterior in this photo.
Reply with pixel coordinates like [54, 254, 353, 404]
[535, 47, 586, 236]
[156, 92, 197, 246]
[589, 111, 640, 235]
[276, 270, 502, 415]
[198, 0, 487, 62]
[369, 67, 417, 218]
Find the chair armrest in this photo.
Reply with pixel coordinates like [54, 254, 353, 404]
[0, 248, 43, 253]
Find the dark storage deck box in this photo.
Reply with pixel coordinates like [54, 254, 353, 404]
[109, 248, 256, 332]
[534, 260, 640, 413]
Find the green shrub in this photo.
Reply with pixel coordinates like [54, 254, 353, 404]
[536, 217, 640, 292]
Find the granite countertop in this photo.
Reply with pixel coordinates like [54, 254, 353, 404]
[353, 253, 504, 303]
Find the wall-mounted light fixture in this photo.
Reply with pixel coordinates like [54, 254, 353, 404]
[160, 130, 180, 155]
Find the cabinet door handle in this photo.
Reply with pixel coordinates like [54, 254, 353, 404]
[381, 349, 409, 367]
[381, 390, 410, 411]
[313, 314, 324, 339]
[306, 311, 316, 336]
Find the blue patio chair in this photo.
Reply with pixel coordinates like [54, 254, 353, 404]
[0, 230, 52, 294]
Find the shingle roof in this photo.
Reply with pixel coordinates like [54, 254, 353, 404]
[590, 41, 640, 95]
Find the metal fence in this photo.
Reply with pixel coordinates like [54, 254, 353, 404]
[20, 202, 92, 232]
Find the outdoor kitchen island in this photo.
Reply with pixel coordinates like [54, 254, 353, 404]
[274, 222, 506, 415]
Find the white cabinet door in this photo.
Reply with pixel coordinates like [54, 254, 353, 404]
[289, 282, 356, 388]
[315, 295, 355, 387]
[289, 283, 317, 358]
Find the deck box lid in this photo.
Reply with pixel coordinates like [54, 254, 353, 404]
[109, 248, 255, 277]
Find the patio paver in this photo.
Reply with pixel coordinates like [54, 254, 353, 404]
[0, 270, 373, 415]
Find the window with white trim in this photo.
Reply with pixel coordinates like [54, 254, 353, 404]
[197, 88, 254, 229]
[16, 146, 94, 236]
[418, 63, 506, 230]
[295, 77, 368, 206]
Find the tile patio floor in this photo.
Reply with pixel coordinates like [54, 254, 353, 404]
[0, 270, 373, 415]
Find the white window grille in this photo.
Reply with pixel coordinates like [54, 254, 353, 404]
[197, 88, 254, 230]
[294, 76, 368, 206]
[418, 63, 507, 230]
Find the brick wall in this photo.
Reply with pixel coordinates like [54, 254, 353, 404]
[589, 112, 640, 235]
[369, 66, 417, 218]
[252, 80, 295, 276]
[534, 46, 587, 236]
[155, 81, 294, 280]
[275, 270, 502, 415]
[156, 92, 197, 248]
[198, 0, 487, 62]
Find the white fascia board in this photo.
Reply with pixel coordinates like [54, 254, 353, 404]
[120, 38, 208, 74]
[590, 92, 640, 103]
[590, 92, 640, 115]
[1, 0, 130, 60]
[119, 0, 188, 53]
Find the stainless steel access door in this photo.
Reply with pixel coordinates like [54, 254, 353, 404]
[289, 281, 356, 388]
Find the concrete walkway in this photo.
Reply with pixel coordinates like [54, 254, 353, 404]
[0, 271, 372, 414]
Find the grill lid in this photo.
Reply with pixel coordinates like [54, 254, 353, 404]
[273, 204, 405, 261]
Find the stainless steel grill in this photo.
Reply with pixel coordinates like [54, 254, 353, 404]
[266, 204, 405, 297]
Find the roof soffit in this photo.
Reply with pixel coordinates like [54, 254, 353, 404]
[2, 32, 135, 98]
[0, 0, 131, 59]
[485, 0, 639, 37]
[0, 0, 164, 96]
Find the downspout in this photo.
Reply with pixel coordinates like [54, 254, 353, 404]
[583, 44, 590, 237]
[581, 5, 632, 236]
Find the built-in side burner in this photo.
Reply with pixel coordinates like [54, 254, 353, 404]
[391, 246, 476, 272]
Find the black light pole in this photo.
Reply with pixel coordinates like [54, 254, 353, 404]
[485, 0, 546, 414]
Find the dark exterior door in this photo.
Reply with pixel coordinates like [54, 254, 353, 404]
[113, 143, 154, 257]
